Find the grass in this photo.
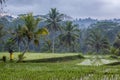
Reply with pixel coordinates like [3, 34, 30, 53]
[0, 52, 80, 61]
[0, 62, 120, 80]
[0, 52, 120, 80]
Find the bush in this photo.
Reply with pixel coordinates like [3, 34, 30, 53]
[78, 54, 84, 58]
[18, 54, 26, 61]
[2, 56, 6, 62]
[109, 47, 120, 55]
[109, 55, 118, 59]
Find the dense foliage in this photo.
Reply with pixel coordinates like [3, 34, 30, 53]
[0, 8, 120, 56]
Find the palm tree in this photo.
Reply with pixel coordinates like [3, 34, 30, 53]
[86, 28, 109, 54]
[15, 13, 48, 61]
[45, 8, 63, 53]
[59, 21, 80, 52]
[9, 24, 26, 52]
[4, 25, 26, 61]
[41, 39, 52, 52]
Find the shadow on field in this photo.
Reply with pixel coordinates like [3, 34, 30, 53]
[0, 59, 2, 61]
[105, 62, 120, 66]
[23, 55, 84, 63]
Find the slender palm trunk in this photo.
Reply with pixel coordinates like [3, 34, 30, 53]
[67, 47, 70, 53]
[72, 45, 75, 52]
[52, 38, 55, 53]
[18, 43, 20, 53]
[19, 46, 20, 53]
[22, 45, 28, 56]
[32, 45, 35, 52]
[96, 47, 99, 54]
[52, 30, 55, 53]
[17, 41, 29, 62]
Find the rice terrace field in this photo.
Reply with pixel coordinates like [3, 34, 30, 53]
[1, 0, 120, 80]
[0, 52, 120, 80]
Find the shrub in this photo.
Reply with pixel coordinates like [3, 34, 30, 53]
[18, 54, 26, 61]
[109, 47, 119, 55]
[2, 56, 6, 62]
[78, 54, 85, 58]
[109, 55, 118, 59]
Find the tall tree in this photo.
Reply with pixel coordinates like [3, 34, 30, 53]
[86, 28, 109, 54]
[41, 39, 52, 52]
[9, 24, 26, 52]
[45, 8, 63, 53]
[59, 21, 80, 52]
[12, 13, 48, 61]
[89, 21, 120, 42]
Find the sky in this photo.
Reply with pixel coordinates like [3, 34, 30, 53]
[4, 0, 120, 19]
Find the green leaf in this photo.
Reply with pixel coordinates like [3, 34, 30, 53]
[36, 28, 49, 35]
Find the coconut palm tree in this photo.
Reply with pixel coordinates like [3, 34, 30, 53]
[41, 39, 52, 52]
[59, 21, 80, 52]
[86, 28, 109, 54]
[45, 8, 63, 53]
[9, 24, 26, 52]
[14, 13, 48, 61]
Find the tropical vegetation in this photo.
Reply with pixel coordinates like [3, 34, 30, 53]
[45, 8, 63, 53]
[0, 1, 120, 79]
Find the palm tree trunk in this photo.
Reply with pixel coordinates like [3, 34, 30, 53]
[17, 41, 29, 62]
[19, 46, 20, 53]
[96, 47, 99, 54]
[18, 43, 20, 53]
[52, 31, 55, 53]
[52, 35, 55, 53]
[67, 47, 70, 53]
[32, 45, 35, 52]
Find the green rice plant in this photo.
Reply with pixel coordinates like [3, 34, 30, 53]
[0, 54, 120, 80]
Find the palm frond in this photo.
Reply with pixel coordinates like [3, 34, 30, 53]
[36, 28, 49, 35]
